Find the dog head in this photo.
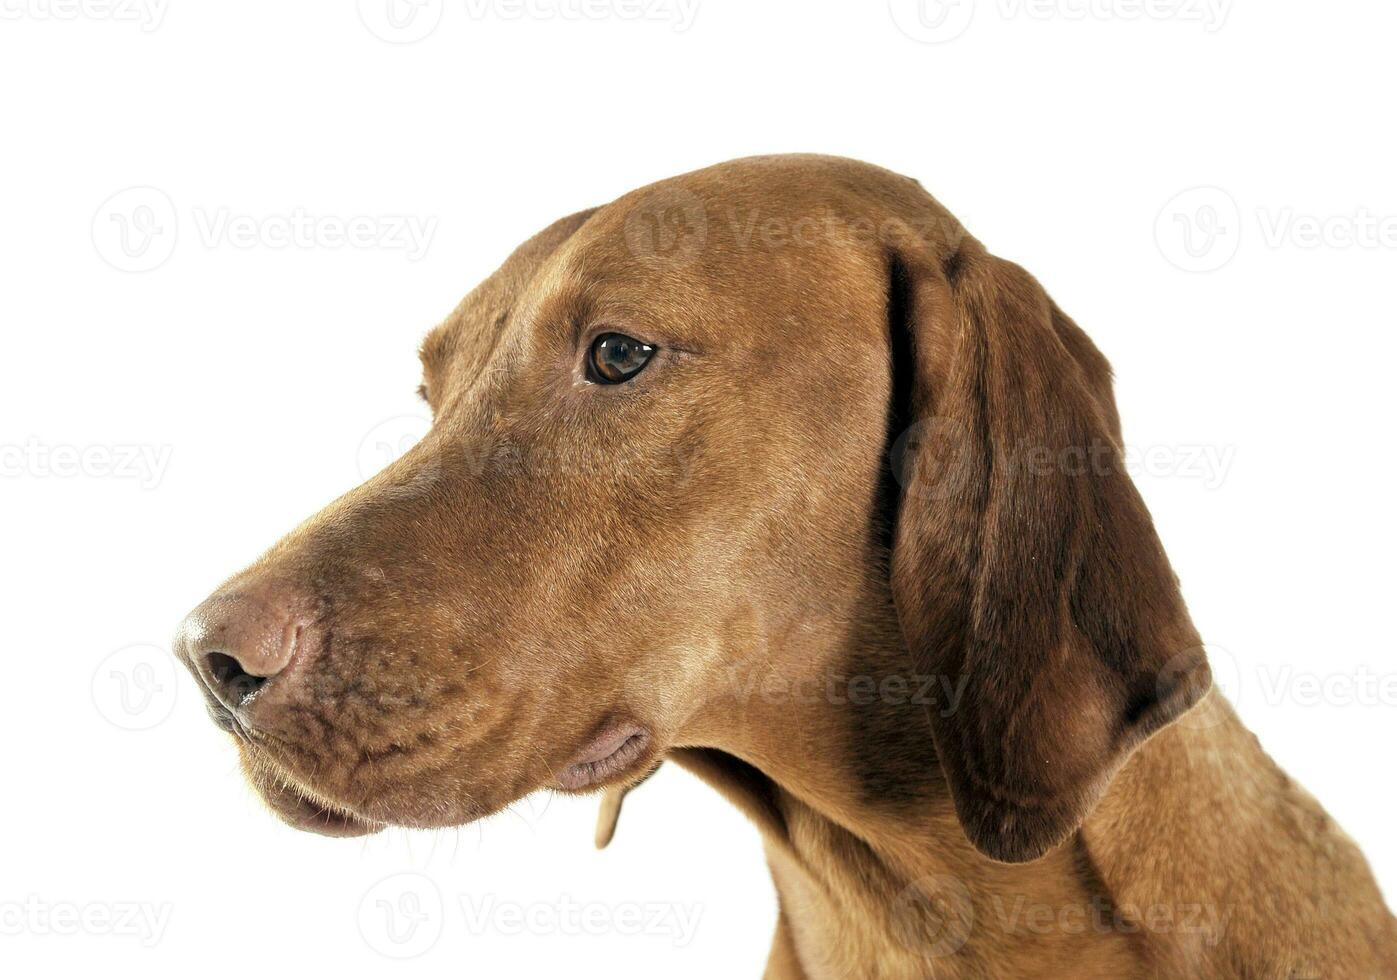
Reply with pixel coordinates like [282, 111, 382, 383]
[174, 155, 1210, 860]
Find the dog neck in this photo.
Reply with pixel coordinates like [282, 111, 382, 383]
[666, 594, 1381, 979]
[668, 592, 1231, 977]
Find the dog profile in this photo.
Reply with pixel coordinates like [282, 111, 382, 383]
[174, 155, 1396, 978]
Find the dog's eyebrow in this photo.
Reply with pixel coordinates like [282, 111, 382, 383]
[418, 325, 456, 374]
[416, 326, 458, 409]
[417, 306, 517, 411]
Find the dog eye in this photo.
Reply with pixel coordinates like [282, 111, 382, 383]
[588, 332, 656, 384]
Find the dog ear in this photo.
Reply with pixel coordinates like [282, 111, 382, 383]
[886, 237, 1212, 864]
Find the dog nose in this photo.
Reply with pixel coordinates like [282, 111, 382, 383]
[175, 588, 311, 714]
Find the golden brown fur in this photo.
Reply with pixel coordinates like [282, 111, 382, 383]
[174, 155, 1396, 977]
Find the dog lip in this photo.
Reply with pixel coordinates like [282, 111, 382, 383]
[283, 801, 381, 838]
[207, 703, 238, 732]
[272, 790, 383, 838]
[554, 723, 652, 792]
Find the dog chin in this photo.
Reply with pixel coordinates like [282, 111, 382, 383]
[268, 793, 382, 838]
[239, 720, 657, 836]
[243, 763, 384, 838]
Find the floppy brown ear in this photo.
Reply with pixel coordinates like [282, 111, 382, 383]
[887, 236, 1212, 864]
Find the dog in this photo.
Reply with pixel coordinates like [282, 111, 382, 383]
[173, 155, 1396, 978]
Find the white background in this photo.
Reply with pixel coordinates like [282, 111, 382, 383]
[2, 1, 1395, 976]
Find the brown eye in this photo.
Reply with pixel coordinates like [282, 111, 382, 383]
[588, 332, 656, 384]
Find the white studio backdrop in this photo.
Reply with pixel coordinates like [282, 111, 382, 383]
[1, 1, 1394, 977]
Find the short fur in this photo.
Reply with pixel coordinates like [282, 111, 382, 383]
[175, 156, 1396, 978]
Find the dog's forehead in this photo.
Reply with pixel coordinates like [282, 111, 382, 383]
[420, 156, 929, 380]
[418, 209, 598, 383]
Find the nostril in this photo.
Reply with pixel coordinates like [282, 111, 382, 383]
[176, 588, 311, 722]
[205, 651, 270, 707]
